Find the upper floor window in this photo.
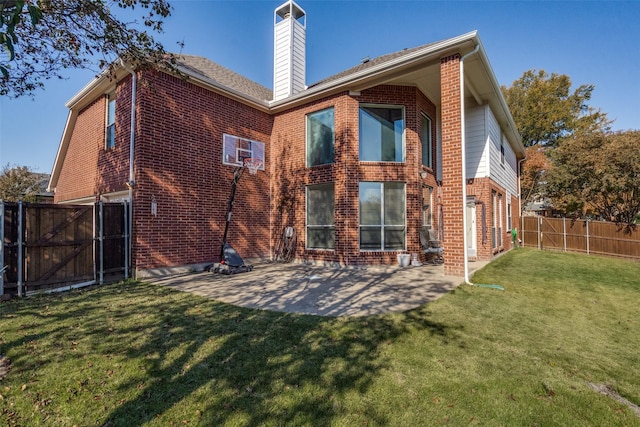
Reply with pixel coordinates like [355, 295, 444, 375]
[421, 113, 433, 168]
[106, 91, 116, 150]
[306, 107, 334, 167]
[359, 104, 405, 162]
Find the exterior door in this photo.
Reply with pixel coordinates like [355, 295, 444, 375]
[466, 198, 477, 257]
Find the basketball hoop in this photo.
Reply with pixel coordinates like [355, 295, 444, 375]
[244, 158, 263, 175]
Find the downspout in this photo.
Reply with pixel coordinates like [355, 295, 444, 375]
[460, 44, 479, 285]
[518, 157, 526, 246]
[120, 58, 137, 279]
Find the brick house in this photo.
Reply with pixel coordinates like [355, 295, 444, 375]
[48, 1, 525, 278]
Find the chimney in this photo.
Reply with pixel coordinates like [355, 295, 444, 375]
[273, 0, 306, 101]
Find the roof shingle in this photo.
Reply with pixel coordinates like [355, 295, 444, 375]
[176, 54, 273, 102]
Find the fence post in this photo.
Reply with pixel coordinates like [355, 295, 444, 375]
[563, 217, 567, 252]
[17, 201, 24, 297]
[586, 219, 590, 255]
[0, 201, 4, 296]
[538, 216, 542, 250]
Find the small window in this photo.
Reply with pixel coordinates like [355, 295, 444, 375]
[422, 185, 433, 227]
[359, 105, 405, 162]
[306, 183, 335, 249]
[421, 114, 433, 168]
[507, 201, 512, 231]
[359, 182, 406, 250]
[500, 134, 505, 165]
[106, 91, 116, 149]
[306, 107, 334, 166]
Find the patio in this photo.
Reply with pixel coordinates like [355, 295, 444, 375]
[149, 260, 489, 317]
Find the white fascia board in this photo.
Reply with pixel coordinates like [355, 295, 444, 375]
[65, 68, 113, 109]
[269, 31, 480, 111]
[48, 109, 77, 192]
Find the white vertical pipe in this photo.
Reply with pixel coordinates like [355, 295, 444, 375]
[120, 59, 137, 279]
[461, 44, 479, 285]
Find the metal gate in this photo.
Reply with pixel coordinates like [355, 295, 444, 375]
[1, 201, 129, 296]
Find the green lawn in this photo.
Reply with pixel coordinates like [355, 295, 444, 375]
[1, 249, 639, 426]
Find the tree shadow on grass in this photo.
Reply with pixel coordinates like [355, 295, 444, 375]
[1, 281, 462, 426]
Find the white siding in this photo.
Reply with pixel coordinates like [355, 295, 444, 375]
[273, 17, 305, 101]
[486, 107, 518, 196]
[464, 105, 486, 179]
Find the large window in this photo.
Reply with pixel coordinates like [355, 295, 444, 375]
[359, 182, 405, 250]
[106, 91, 116, 149]
[421, 113, 433, 168]
[306, 183, 335, 249]
[306, 107, 334, 166]
[359, 105, 405, 162]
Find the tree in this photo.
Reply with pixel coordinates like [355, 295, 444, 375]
[502, 69, 610, 148]
[1, 0, 175, 98]
[0, 163, 42, 202]
[545, 130, 640, 226]
[520, 145, 551, 210]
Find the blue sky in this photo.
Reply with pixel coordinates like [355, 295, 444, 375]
[1, 0, 639, 173]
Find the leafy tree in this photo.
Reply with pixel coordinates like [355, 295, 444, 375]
[1, 0, 175, 98]
[520, 145, 551, 210]
[0, 163, 42, 202]
[545, 130, 640, 226]
[502, 69, 610, 148]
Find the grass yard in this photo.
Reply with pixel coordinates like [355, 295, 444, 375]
[1, 249, 639, 426]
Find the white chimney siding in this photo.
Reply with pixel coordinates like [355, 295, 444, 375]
[273, 1, 306, 101]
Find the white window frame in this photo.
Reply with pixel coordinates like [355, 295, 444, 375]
[358, 104, 406, 163]
[105, 90, 116, 150]
[421, 113, 433, 169]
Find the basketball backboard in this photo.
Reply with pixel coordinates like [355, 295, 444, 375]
[222, 134, 266, 171]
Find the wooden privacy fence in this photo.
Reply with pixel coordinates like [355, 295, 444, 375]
[1, 201, 129, 297]
[521, 216, 640, 259]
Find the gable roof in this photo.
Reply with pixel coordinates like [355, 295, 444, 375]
[50, 31, 525, 191]
[309, 41, 438, 89]
[177, 54, 273, 102]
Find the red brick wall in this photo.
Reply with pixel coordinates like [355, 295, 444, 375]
[55, 65, 518, 275]
[271, 85, 439, 266]
[131, 70, 273, 271]
[440, 54, 465, 276]
[54, 77, 131, 203]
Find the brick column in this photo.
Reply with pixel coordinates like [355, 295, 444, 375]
[440, 54, 465, 276]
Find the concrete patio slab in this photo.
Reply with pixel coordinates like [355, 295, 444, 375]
[149, 261, 489, 317]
